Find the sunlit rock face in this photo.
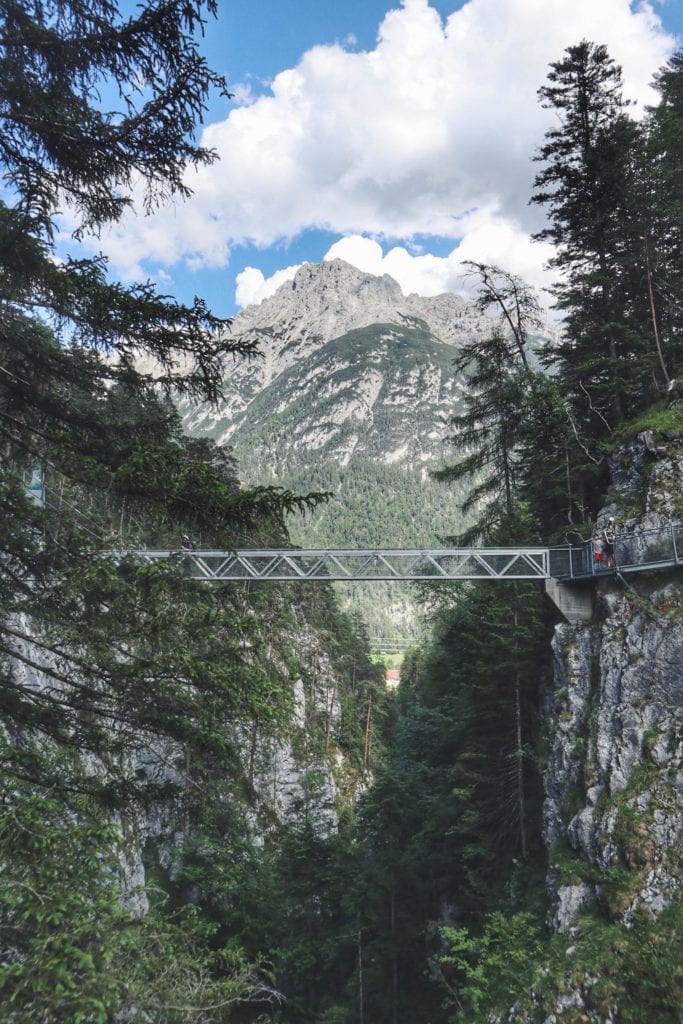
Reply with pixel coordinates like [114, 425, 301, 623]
[180, 258, 487, 476]
[545, 432, 683, 935]
[545, 583, 683, 931]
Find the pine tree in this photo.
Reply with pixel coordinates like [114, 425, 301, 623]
[432, 263, 539, 544]
[0, 1, 324, 797]
[531, 40, 641, 427]
[643, 51, 683, 381]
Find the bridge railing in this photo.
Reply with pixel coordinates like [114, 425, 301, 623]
[135, 547, 552, 582]
[132, 524, 682, 583]
[552, 523, 683, 580]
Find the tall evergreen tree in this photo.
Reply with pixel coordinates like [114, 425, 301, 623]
[531, 40, 641, 427]
[432, 263, 541, 543]
[0, 1, 325, 799]
[643, 51, 683, 379]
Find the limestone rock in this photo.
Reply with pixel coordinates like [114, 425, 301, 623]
[544, 434, 683, 942]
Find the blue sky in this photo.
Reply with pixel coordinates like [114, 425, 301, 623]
[206, 2, 462, 106]
[68, 0, 683, 319]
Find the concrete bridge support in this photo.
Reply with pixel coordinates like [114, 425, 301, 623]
[545, 579, 594, 624]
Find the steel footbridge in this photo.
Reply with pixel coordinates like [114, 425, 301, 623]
[134, 525, 683, 623]
[137, 523, 682, 586]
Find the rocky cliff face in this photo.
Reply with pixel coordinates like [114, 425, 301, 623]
[181, 259, 486, 478]
[534, 430, 683, 1021]
[4, 592, 371, 918]
[545, 583, 682, 929]
[138, 596, 362, 854]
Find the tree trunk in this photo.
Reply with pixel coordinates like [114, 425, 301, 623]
[363, 695, 373, 772]
[391, 888, 398, 1024]
[599, 251, 624, 424]
[325, 683, 336, 753]
[645, 247, 670, 386]
[513, 608, 528, 860]
[248, 718, 258, 786]
[357, 923, 364, 1024]
[183, 745, 191, 840]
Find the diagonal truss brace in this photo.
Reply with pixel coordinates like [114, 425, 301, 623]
[135, 547, 552, 582]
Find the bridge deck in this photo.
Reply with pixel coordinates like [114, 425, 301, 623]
[137, 525, 682, 582]
[140, 547, 551, 581]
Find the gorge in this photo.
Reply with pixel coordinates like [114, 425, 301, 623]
[1, 6, 682, 1020]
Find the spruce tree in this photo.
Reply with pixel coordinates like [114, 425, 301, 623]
[643, 51, 683, 380]
[0, 1, 324, 795]
[531, 40, 640, 427]
[432, 263, 539, 544]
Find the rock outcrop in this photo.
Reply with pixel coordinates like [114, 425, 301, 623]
[181, 259, 483, 469]
[535, 430, 683, 1020]
[133, 594, 367, 888]
[3, 595, 367, 921]
[545, 582, 682, 931]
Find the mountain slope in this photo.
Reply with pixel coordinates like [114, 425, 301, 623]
[179, 260, 494, 637]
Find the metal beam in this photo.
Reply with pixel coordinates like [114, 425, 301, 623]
[134, 524, 683, 585]
[136, 547, 552, 581]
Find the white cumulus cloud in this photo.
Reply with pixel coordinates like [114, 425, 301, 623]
[235, 263, 303, 307]
[85, 0, 676, 301]
[235, 216, 559, 311]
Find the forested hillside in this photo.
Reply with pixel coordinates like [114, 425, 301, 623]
[1, 6, 682, 1023]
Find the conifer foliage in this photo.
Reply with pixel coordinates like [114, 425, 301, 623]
[531, 41, 637, 425]
[532, 40, 683, 429]
[0, 0, 323, 794]
[432, 263, 540, 543]
[0, 4, 327, 1016]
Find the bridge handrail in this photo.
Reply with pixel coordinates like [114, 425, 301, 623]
[129, 523, 682, 582]
[549, 522, 682, 580]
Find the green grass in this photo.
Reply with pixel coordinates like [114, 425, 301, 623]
[610, 399, 683, 446]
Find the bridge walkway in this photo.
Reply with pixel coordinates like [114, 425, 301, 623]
[135, 525, 682, 624]
[138, 524, 682, 584]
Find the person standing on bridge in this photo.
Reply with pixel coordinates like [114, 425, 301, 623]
[602, 518, 616, 568]
[181, 534, 195, 551]
[592, 532, 605, 569]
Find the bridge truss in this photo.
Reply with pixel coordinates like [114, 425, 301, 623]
[136, 524, 682, 584]
[138, 547, 552, 582]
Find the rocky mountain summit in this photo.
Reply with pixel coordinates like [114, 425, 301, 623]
[229, 258, 487, 378]
[182, 258, 489, 467]
[180, 260, 503, 636]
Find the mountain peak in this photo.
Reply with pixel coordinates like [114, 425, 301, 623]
[233, 258, 474, 349]
[289, 258, 404, 300]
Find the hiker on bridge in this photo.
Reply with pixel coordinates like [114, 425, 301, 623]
[592, 532, 605, 569]
[181, 534, 195, 551]
[602, 518, 617, 568]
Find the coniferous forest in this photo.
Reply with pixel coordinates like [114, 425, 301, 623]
[0, 6, 682, 1022]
